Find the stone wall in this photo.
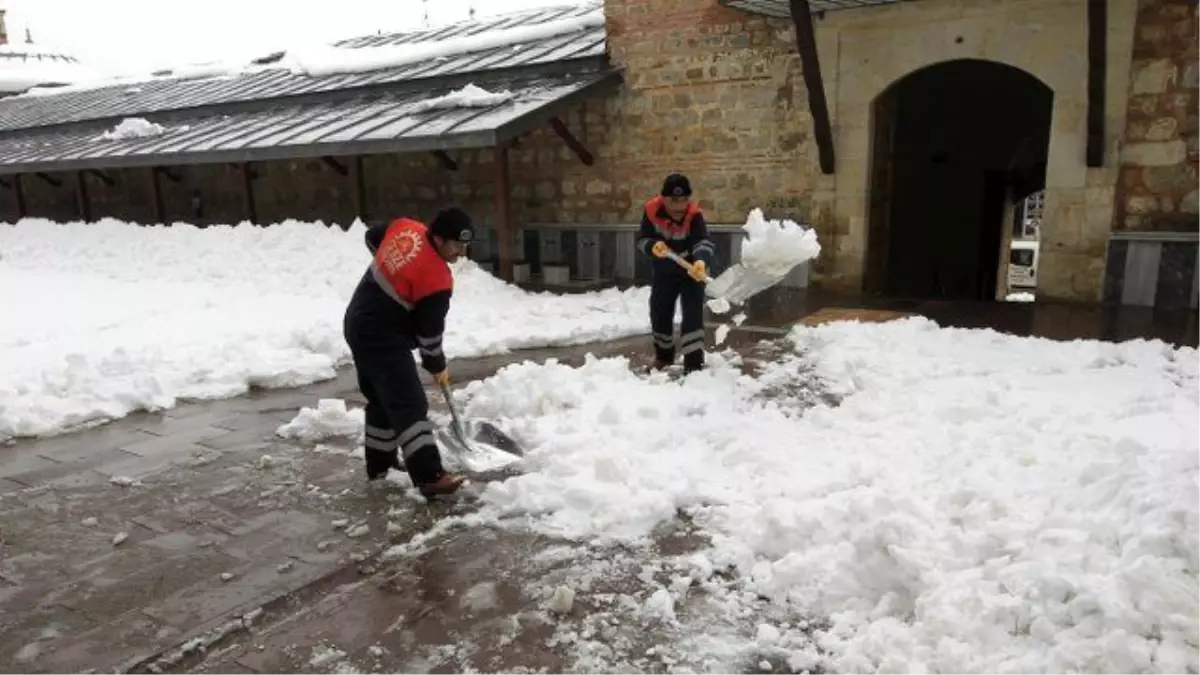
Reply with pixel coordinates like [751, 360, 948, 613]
[1113, 0, 1198, 231]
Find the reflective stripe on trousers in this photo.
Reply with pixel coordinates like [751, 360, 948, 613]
[679, 329, 704, 355]
[364, 424, 399, 452]
[397, 420, 436, 459]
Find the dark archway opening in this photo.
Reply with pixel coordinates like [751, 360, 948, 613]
[865, 59, 1054, 301]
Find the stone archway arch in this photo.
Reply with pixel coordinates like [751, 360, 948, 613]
[818, 0, 1137, 301]
[862, 58, 1055, 300]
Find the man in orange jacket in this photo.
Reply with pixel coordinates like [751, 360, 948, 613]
[342, 205, 474, 499]
[636, 173, 715, 374]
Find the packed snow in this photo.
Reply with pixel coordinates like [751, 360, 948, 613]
[1007, 291, 1036, 302]
[282, 10, 604, 78]
[98, 117, 167, 141]
[408, 84, 514, 113]
[428, 318, 1199, 673]
[738, 207, 822, 277]
[0, 217, 652, 441]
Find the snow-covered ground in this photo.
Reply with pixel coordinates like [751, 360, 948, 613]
[294, 318, 1198, 672]
[0, 217, 651, 441]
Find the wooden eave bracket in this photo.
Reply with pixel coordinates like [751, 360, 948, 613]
[789, 0, 836, 175]
[548, 116, 594, 166]
[432, 150, 458, 171]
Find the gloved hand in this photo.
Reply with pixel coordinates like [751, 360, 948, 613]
[688, 260, 707, 282]
[433, 370, 451, 387]
[651, 241, 669, 259]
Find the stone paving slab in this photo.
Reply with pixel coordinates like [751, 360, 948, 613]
[0, 328, 797, 674]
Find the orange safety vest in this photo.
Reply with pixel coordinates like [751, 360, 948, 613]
[369, 218, 453, 310]
[644, 196, 701, 241]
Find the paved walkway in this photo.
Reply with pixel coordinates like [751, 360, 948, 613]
[0, 327, 786, 674]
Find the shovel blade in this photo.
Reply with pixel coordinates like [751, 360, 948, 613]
[705, 263, 793, 306]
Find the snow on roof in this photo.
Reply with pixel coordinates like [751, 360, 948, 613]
[281, 5, 606, 78]
[13, 2, 604, 100]
[0, 43, 96, 94]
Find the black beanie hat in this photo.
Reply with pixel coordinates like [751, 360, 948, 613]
[660, 173, 692, 198]
[428, 204, 474, 243]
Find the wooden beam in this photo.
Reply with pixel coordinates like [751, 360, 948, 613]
[86, 168, 116, 187]
[432, 150, 458, 171]
[35, 172, 62, 188]
[494, 144, 514, 282]
[788, 0, 835, 175]
[150, 167, 166, 224]
[241, 163, 257, 223]
[548, 116, 594, 166]
[154, 166, 182, 183]
[75, 171, 92, 222]
[322, 156, 348, 176]
[1086, 0, 1107, 167]
[350, 156, 367, 223]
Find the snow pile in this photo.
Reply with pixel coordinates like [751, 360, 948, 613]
[1006, 291, 1036, 302]
[98, 117, 167, 141]
[0, 217, 651, 441]
[739, 207, 821, 277]
[282, 10, 604, 78]
[275, 399, 364, 442]
[408, 84, 514, 113]
[457, 319, 1199, 672]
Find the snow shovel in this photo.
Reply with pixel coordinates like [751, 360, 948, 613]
[436, 381, 524, 459]
[662, 249, 793, 307]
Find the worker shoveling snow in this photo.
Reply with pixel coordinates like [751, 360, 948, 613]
[703, 208, 821, 315]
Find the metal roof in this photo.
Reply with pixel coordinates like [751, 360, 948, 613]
[0, 2, 605, 134]
[0, 68, 620, 175]
[720, 0, 918, 18]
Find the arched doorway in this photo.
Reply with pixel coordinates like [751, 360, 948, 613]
[864, 59, 1054, 301]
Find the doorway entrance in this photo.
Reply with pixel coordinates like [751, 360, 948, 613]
[865, 59, 1054, 301]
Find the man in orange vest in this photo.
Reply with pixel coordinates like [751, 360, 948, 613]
[342, 205, 474, 499]
[636, 173, 716, 374]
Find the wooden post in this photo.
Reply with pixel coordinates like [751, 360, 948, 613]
[75, 171, 91, 222]
[1085, 0, 1107, 167]
[493, 144, 514, 281]
[13, 174, 26, 220]
[150, 167, 165, 224]
[241, 162, 257, 223]
[350, 156, 367, 224]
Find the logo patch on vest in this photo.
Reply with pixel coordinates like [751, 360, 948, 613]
[381, 228, 423, 274]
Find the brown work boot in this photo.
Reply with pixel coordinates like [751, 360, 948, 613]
[418, 473, 466, 499]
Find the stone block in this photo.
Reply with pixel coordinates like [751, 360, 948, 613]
[1128, 58, 1176, 93]
[1144, 116, 1180, 141]
[1122, 140, 1188, 166]
[1143, 163, 1197, 192]
[1182, 190, 1200, 214]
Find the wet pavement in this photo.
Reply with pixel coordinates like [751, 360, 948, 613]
[738, 287, 1199, 347]
[1, 297, 1192, 674]
[0, 329, 788, 675]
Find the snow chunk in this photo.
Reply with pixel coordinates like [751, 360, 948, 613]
[642, 588, 677, 624]
[738, 208, 821, 277]
[283, 11, 604, 78]
[549, 585, 576, 615]
[409, 83, 513, 113]
[714, 324, 731, 346]
[1006, 292, 1035, 302]
[707, 297, 732, 315]
[276, 399, 363, 442]
[111, 532, 128, 546]
[98, 117, 166, 141]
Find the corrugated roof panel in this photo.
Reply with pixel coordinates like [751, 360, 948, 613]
[0, 69, 618, 174]
[0, 2, 606, 133]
